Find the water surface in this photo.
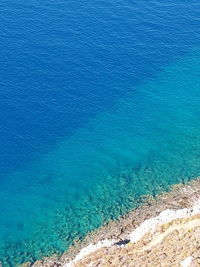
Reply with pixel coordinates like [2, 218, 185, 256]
[0, 0, 200, 266]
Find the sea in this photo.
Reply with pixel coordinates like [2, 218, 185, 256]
[0, 0, 200, 266]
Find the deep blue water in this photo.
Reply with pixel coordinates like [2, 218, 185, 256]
[0, 0, 200, 266]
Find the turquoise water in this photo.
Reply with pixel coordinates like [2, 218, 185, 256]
[1, 0, 200, 265]
[1, 51, 200, 266]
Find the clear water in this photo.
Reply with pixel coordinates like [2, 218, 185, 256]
[0, 0, 200, 266]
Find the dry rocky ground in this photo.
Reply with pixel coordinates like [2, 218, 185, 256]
[74, 215, 200, 267]
[20, 178, 200, 267]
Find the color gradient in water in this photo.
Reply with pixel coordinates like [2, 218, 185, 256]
[0, 0, 200, 266]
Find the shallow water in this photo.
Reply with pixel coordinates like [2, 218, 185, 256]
[0, 0, 200, 266]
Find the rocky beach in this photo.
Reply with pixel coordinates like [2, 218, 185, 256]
[21, 178, 200, 267]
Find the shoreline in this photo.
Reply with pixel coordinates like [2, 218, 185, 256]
[20, 177, 200, 267]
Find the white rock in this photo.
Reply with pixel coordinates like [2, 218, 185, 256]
[64, 239, 115, 267]
[64, 200, 200, 266]
[130, 201, 200, 243]
[180, 256, 193, 267]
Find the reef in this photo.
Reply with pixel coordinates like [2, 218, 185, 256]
[20, 178, 200, 267]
